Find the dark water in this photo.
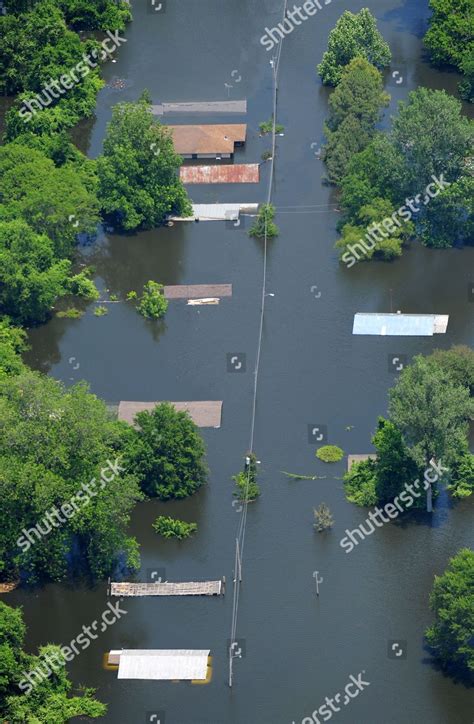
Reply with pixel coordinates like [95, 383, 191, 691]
[13, 1, 474, 722]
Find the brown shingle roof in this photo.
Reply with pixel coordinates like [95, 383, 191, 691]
[167, 124, 247, 154]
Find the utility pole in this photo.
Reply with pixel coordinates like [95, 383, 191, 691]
[313, 570, 323, 596]
[235, 538, 242, 583]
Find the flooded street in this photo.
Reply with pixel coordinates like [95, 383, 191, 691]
[14, 1, 474, 722]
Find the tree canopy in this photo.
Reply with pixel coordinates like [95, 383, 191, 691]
[0, 601, 106, 722]
[124, 402, 208, 500]
[97, 97, 192, 230]
[318, 8, 391, 86]
[425, 548, 474, 682]
[424, 0, 473, 102]
[345, 348, 474, 507]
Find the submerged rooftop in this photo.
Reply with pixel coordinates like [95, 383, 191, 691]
[167, 124, 246, 156]
[352, 313, 449, 336]
[112, 650, 210, 681]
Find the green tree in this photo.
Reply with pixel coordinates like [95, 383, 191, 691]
[0, 372, 141, 583]
[388, 355, 473, 469]
[372, 418, 419, 505]
[326, 57, 390, 132]
[57, 0, 132, 31]
[0, 220, 71, 325]
[248, 203, 279, 239]
[152, 516, 197, 539]
[313, 503, 334, 532]
[419, 175, 474, 248]
[344, 458, 378, 506]
[323, 58, 390, 183]
[233, 453, 260, 502]
[0, 319, 28, 378]
[424, 0, 473, 102]
[137, 281, 168, 320]
[0, 602, 106, 722]
[97, 97, 192, 230]
[124, 402, 207, 500]
[317, 8, 391, 86]
[0, 144, 100, 259]
[391, 88, 473, 194]
[425, 549, 474, 681]
[336, 197, 413, 262]
[0, 0, 104, 137]
[428, 346, 474, 394]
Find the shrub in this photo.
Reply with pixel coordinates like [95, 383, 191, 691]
[152, 516, 197, 539]
[316, 445, 344, 462]
[137, 281, 168, 319]
[233, 453, 260, 501]
[249, 204, 279, 239]
[259, 119, 285, 135]
[68, 271, 100, 300]
[93, 305, 108, 316]
[344, 458, 378, 506]
[313, 503, 334, 531]
[56, 308, 84, 319]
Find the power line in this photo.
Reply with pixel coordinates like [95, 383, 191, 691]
[228, 0, 289, 688]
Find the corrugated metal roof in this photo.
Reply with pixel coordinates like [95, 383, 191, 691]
[116, 650, 210, 680]
[167, 125, 246, 154]
[170, 203, 258, 221]
[152, 100, 247, 115]
[180, 164, 259, 184]
[352, 313, 449, 336]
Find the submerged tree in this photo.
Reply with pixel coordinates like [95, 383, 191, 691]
[125, 402, 207, 500]
[425, 548, 474, 682]
[153, 516, 197, 539]
[0, 601, 106, 721]
[97, 95, 192, 230]
[313, 503, 334, 532]
[137, 281, 168, 320]
[248, 204, 279, 239]
[317, 8, 391, 86]
[233, 453, 260, 502]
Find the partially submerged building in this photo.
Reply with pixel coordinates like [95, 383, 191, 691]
[352, 313, 449, 336]
[167, 124, 246, 159]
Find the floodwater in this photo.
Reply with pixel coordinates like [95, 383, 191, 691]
[12, 1, 474, 722]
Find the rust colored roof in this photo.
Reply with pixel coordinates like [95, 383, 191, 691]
[180, 164, 259, 184]
[167, 124, 246, 154]
[118, 401, 222, 428]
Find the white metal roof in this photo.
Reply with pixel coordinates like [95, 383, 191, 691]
[117, 649, 210, 680]
[353, 313, 449, 336]
[169, 203, 259, 221]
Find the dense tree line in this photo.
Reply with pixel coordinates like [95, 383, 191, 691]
[424, 0, 473, 103]
[344, 347, 474, 507]
[319, 10, 474, 263]
[0, 328, 207, 585]
[425, 548, 474, 683]
[0, 2, 191, 327]
[0, 600, 106, 721]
